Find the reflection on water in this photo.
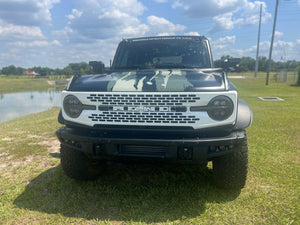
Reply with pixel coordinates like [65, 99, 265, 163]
[0, 88, 63, 123]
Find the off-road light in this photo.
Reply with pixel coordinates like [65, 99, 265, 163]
[207, 95, 234, 121]
[63, 95, 83, 118]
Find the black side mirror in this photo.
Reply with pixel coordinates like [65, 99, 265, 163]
[89, 61, 105, 74]
[222, 58, 240, 71]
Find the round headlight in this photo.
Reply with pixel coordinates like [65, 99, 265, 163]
[63, 95, 83, 118]
[207, 95, 234, 121]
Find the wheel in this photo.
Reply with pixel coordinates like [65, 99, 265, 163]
[213, 134, 248, 189]
[60, 145, 101, 180]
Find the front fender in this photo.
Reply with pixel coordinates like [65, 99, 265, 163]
[234, 99, 253, 130]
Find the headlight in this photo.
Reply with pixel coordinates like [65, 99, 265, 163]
[207, 95, 234, 121]
[63, 95, 83, 118]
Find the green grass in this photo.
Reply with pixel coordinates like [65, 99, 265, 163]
[0, 76, 67, 94]
[0, 78, 299, 224]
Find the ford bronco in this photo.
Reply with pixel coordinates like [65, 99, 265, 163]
[56, 36, 253, 189]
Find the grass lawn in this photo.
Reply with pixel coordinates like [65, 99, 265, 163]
[0, 77, 299, 224]
[0, 75, 68, 94]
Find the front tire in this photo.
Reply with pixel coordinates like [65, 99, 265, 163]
[60, 145, 101, 180]
[213, 134, 248, 189]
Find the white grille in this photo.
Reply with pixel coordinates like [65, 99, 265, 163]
[86, 93, 201, 125]
[62, 91, 238, 129]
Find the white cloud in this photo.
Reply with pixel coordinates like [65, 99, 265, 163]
[215, 35, 236, 45]
[211, 35, 236, 50]
[209, 13, 234, 33]
[59, 0, 146, 41]
[0, 0, 60, 26]
[9, 40, 61, 47]
[275, 31, 284, 38]
[234, 1, 271, 26]
[172, 0, 247, 18]
[57, 1, 187, 43]
[184, 32, 200, 36]
[153, 0, 168, 3]
[67, 9, 83, 20]
[0, 21, 43, 38]
[212, 39, 296, 61]
[147, 16, 185, 36]
[172, 0, 271, 33]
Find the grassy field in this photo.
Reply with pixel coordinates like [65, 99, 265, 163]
[0, 76, 299, 224]
[0, 75, 69, 94]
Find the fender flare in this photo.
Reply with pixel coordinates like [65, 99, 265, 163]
[234, 99, 253, 130]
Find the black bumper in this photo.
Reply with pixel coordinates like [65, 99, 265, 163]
[56, 126, 246, 165]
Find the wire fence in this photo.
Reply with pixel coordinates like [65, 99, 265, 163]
[274, 69, 298, 84]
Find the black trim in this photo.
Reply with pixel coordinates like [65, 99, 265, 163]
[58, 109, 65, 124]
[56, 126, 246, 163]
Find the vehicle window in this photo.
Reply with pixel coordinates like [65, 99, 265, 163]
[113, 39, 211, 70]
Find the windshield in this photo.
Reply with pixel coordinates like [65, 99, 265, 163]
[112, 37, 212, 70]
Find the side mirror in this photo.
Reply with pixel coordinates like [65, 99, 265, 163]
[89, 61, 105, 74]
[222, 58, 240, 71]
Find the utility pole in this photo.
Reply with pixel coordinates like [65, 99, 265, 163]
[255, 4, 262, 78]
[266, 0, 279, 85]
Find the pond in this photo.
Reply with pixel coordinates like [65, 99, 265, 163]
[0, 88, 62, 123]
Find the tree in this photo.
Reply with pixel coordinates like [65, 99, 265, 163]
[63, 62, 92, 75]
[258, 56, 268, 72]
[236, 57, 255, 72]
[1, 65, 24, 75]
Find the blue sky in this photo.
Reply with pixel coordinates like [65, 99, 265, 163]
[0, 0, 299, 69]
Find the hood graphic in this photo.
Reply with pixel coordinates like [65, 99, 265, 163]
[68, 69, 225, 92]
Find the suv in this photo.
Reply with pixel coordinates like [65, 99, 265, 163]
[56, 36, 253, 189]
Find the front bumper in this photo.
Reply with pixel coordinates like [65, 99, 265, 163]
[56, 126, 246, 165]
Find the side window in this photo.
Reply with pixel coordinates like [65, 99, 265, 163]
[119, 50, 129, 67]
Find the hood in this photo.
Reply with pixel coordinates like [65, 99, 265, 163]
[67, 69, 226, 92]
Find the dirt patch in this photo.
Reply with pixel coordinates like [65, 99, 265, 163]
[2, 137, 14, 141]
[0, 137, 60, 175]
[39, 138, 60, 153]
[27, 134, 44, 139]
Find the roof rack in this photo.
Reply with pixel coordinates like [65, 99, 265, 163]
[123, 35, 206, 42]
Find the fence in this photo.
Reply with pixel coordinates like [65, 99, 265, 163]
[274, 69, 298, 84]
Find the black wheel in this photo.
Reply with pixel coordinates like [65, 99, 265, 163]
[60, 145, 101, 180]
[213, 134, 248, 189]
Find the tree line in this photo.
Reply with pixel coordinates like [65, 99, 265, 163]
[1, 56, 300, 76]
[214, 56, 300, 73]
[0, 62, 93, 76]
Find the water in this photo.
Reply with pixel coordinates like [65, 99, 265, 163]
[0, 88, 62, 123]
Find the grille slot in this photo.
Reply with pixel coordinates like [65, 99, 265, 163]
[119, 145, 167, 157]
[88, 112, 199, 124]
[87, 94, 200, 106]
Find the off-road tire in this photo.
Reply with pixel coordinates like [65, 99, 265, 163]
[60, 145, 101, 180]
[213, 134, 248, 189]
